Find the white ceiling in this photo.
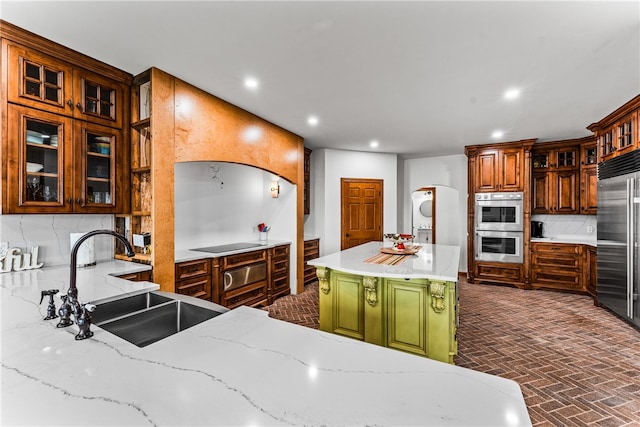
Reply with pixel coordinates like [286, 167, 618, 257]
[2, 1, 639, 158]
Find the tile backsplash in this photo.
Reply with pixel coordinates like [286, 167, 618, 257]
[0, 214, 114, 267]
[531, 214, 597, 238]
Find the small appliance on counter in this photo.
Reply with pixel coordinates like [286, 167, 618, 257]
[531, 221, 544, 238]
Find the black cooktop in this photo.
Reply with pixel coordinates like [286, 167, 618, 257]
[191, 242, 264, 253]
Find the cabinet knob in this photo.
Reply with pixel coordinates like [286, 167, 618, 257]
[67, 198, 73, 204]
[67, 100, 73, 108]
[76, 198, 81, 204]
[76, 102, 82, 110]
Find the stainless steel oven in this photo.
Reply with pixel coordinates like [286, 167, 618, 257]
[475, 230, 523, 263]
[475, 192, 524, 231]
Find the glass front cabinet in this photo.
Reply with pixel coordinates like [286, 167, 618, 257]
[6, 104, 124, 214]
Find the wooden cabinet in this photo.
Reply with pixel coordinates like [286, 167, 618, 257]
[473, 147, 524, 192]
[116, 270, 152, 282]
[531, 142, 579, 214]
[531, 243, 584, 292]
[579, 138, 598, 214]
[304, 147, 312, 214]
[588, 95, 640, 163]
[531, 137, 596, 215]
[217, 249, 268, 309]
[6, 41, 126, 129]
[303, 238, 320, 286]
[4, 104, 127, 213]
[268, 244, 290, 303]
[175, 258, 211, 300]
[1, 26, 131, 214]
[317, 268, 457, 364]
[472, 261, 524, 287]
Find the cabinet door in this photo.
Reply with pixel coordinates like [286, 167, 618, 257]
[553, 171, 578, 213]
[73, 68, 125, 129]
[532, 172, 550, 214]
[5, 105, 73, 213]
[74, 121, 124, 213]
[475, 150, 499, 191]
[500, 148, 523, 191]
[580, 167, 598, 214]
[386, 279, 428, 357]
[6, 42, 74, 116]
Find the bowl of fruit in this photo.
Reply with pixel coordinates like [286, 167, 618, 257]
[383, 233, 415, 249]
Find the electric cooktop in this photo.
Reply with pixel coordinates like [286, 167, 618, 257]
[191, 242, 264, 254]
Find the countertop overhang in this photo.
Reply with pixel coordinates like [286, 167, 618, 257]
[308, 241, 461, 282]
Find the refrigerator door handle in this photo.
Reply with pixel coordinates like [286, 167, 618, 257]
[627, 178, 634, 318]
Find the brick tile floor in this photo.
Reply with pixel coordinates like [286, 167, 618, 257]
[265, 278, 640, 426]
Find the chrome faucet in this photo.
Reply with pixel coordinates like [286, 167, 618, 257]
[57, 230, 135, 340]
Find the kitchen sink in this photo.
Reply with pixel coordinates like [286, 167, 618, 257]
[92, 292, 227, 347]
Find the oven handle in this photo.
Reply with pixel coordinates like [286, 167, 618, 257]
[224, 272, 233, 289]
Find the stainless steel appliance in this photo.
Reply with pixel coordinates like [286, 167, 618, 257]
[597, 151, 640, 328]
[474, 192, 524, 263]
[475, 192, 524, 231]
[475, 230, 523, 263]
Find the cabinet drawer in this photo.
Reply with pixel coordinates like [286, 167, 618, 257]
[176, 275, 212, 300]
[532, 243, 582, 255]
[532, 253, 580, 269]
[272, 258, 288, 275]
[304, 239, 320, 257]
[117, 270, 152, 282]
[272, 245, 289, 259]
[304, 265, 317, 285]
[531, 269, 583, 291]
[475, 262, 523, 282]
[223, 250, 267, 269]
[221, 280, 267, 309]
[175, 259, 210, 280]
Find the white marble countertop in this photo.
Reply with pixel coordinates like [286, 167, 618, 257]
[531, 235, 596, 246]
[1, 258, 530, 426]
[308, 241, 461, 282]
[174, 239, 291, 263]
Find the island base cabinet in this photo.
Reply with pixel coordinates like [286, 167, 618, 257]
[316, 267, 457, 364]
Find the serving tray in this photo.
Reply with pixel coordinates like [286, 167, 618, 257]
[380, 245, 421, 255]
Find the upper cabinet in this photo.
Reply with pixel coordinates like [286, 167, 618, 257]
[588, 95, 640, 163]
[530, 136, 596, 215]
[465, 139, 536, 193]
[1, 22, 132, 214]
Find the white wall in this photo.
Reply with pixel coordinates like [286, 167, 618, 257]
[309, 149, 398, 256]
[403, 154, 468, 272]
[174, 161, 298, 292]
[0, 214, 114, 267]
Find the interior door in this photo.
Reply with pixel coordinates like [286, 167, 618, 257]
[341, 178, 383, 250]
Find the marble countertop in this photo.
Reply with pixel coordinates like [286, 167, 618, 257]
[175, 239, 291, 263]
[531, 235, 597, 246]
[308, 241, 461, 282]
[1, 257, 530, 426]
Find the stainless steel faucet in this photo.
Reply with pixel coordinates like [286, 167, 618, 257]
[57, 230, 135, 340]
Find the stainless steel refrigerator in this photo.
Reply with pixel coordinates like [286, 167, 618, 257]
[597, 151, 640, 328]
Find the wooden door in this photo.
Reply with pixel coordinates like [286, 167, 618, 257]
[531, 172, 550, 214]
[580, 167, 598, 214]
[554, 171, 578, 213]
[500, 148, 522, 191]
[475, 150, 498, 191]
[341, 178, 383, 250]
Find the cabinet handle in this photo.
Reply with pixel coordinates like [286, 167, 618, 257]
[76, 102, 82, 110]
[76, 198, 81, 204]
[67, 100, 74, 108]
[67, 198, 73, 204]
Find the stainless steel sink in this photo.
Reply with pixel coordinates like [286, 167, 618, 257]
[92, 292, 227, 347]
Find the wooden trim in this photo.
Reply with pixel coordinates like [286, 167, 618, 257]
[587, 94, 640, 133]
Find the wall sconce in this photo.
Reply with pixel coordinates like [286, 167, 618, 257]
[270, 180, 280, 198]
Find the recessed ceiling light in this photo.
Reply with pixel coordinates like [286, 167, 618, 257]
[492, 130, 504, 139]
[504, 88, 520, 100]
[244, 77, 259, 90]
[370, 140, 379, 148]
[307, 116, 319, 126]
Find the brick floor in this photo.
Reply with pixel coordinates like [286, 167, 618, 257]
[265, 278, 640, 426]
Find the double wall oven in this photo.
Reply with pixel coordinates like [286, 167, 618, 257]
[474, 192, 524, 263]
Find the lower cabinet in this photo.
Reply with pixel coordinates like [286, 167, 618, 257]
[116, 269, 152, 282]
[531, 242, 584, 292]
[175, 258, 212, 300]
[303, 238, 320, 286]
[317, 269, 457, 364]
[586, 246, 598, 302]
[268, 245, 290, 304]
[472, 261, 524, 287]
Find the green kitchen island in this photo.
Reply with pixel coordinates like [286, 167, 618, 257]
[308, 241, 460, 364]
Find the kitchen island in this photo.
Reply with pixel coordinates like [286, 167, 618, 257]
[1, 258, 531, 426]
[308, 241, 460, 363]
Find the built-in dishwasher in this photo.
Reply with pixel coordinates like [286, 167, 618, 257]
[223, 262, 267, 291]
